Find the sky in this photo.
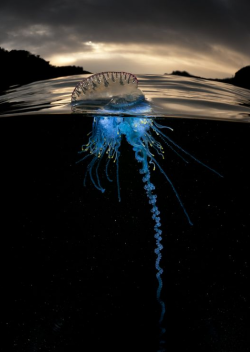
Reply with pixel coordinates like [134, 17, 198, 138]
[0, 0, 249, 78]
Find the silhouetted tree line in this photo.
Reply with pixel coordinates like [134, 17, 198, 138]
[0, 47, 91, 90]
[170, 66, 250, 90]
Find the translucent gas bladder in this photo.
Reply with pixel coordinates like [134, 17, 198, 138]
[71, 71, 144, 106]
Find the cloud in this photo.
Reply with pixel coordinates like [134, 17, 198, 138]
[0, 0, 249, 77]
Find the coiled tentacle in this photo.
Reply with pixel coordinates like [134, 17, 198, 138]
[134, 146, 166, 349]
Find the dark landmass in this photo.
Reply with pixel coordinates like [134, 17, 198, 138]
[168, 66, 250, 90]
[0, 47, 91, 91]
[1, 46, 249, 93]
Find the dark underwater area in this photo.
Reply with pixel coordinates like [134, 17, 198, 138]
[1, 114, 249, 352]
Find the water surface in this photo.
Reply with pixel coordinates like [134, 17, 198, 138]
[1, 74, 250, 121]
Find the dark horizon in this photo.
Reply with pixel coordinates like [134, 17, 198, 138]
[1, 47, 250, 92]
[169, 66, 250, 90]
[0, 47, 91, 90]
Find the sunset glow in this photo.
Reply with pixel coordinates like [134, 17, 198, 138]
[48, 42, 248, 78]
[1, 0, 249, 78]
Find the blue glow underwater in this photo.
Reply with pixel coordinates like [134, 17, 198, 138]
[71, 72, 222, 352]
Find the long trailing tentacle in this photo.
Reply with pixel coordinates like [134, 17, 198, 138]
[76, 152, 106, 192]
[149, 153, 193, 226]
[153, 121, 174, 131]
[75, 153, 92, 164]
[153, 124, 223, 178]
[154, 131, 190, 163]
[95, 150, 106, 191]
[134, 145, 166, 351]
[105, 158, 113, 182]
[85, 156, 105, 193]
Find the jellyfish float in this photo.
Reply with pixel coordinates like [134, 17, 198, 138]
[71, 72, 222, 352]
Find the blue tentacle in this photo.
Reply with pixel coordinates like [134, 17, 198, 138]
[153, 124, 223, 177]
[149, 154, 193, 226]
[105, 158, 113, 182]
[134, 146, 166, 348]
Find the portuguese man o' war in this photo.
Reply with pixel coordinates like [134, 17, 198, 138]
[71, 72, 222, 352]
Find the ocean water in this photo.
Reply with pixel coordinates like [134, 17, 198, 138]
[1, 74, 250, 352]
[1, 74, 250, 120]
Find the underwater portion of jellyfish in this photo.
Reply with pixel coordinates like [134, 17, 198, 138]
[71, 72, 222, 352]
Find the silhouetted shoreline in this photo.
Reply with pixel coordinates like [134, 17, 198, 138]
[168, 66, 250, 91]
[1, 47, 249, 93]
[0, 48, 91, 91]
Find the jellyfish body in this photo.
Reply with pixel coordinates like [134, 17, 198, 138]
[77, 115, 167, 347]
[72, 72, 222, 352]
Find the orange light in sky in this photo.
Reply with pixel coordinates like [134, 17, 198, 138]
[48, 42, 248, 78]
